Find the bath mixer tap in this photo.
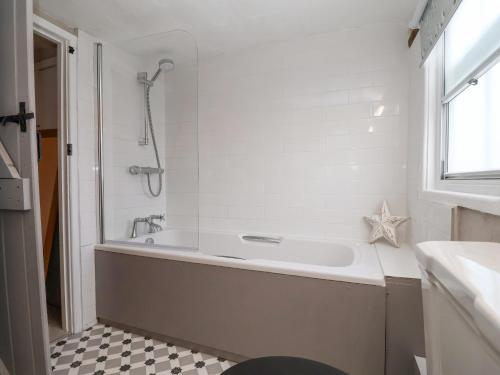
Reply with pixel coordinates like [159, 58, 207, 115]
[130, 214, 165, 238]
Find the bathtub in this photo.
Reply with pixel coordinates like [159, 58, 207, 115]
[98, 230, 385, 286]
[95, 230, 387, 375]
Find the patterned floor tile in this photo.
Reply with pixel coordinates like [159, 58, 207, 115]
[51, 324, 235, 375]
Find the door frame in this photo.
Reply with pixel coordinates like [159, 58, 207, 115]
[33, 15, 81, 335]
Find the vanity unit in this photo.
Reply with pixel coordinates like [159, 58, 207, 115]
[416, 241, 500, 375]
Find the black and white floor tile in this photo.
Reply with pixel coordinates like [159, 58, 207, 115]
[50, 324, 235, 375]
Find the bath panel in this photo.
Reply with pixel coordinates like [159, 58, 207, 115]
[95, 247, 386, 375]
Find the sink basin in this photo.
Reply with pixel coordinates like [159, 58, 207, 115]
[416, 241, 500, 355]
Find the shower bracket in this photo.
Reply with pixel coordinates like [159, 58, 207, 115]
[138, 72, 150, 146]
[137, 72, 153, 87]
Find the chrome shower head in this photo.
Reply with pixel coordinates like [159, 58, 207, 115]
[151, 58, 174, 82]
[158, 58, 174, 71]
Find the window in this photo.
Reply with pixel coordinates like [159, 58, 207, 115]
[441, 0, 500, 179]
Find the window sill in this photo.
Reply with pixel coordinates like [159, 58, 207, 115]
[419, 189, 500, 216]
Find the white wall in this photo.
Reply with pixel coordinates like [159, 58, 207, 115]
[102, 46, 167, 240]
[79, 23, 413, 247]
[163, 42, 199, 236]
[406, 35, 453, 245]
[197, 22, 410, 241]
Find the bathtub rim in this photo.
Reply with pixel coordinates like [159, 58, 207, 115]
[95, 238, 385, 287]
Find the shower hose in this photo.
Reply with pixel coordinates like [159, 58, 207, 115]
[145, 84, 163, 197]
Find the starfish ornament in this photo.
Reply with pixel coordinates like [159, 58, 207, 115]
[364, 201, 408, 248]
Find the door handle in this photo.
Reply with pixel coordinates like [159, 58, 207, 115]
[0, 102, 35, 132]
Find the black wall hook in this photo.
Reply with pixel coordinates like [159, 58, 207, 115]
[0, 102, 34, 132]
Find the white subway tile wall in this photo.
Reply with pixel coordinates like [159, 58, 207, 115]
[101, 45, 167, 241]
[407, 36, 452, 245]
[75, 22, 413, 326]
[163, 48, 199, 233]
[197, 23, 409, 240]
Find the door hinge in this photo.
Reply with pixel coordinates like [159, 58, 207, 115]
[68, 46, 75, 54]
[67, 143, 73, 156]
[0, 102, 34, 132]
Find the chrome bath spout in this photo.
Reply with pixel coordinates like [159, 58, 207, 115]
[130, 217, 148, 238]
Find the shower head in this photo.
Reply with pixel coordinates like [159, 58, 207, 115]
[151, 58, 174, 82]
[158, 58, 175, 71]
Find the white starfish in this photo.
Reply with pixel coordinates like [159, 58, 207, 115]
[364, 201, 408, 248]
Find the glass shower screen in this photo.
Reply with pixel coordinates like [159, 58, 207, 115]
[97, 30, 199, 249]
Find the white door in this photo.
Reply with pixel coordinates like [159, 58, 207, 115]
[0, 0, 51, 373]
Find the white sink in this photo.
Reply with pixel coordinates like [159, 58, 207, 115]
[416, 241, 500, 357]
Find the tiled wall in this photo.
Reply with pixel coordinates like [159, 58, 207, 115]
[197, 22, 410, 240]
[101, 45, 167, 240]
[163, 48, 199, 234]
[406, 35, 452, 245]
[76, 23, 412, 326]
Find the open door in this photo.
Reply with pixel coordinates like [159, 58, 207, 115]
[0, 0, 51, 373]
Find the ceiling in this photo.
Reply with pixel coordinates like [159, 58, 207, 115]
[35, 0, 418, 58]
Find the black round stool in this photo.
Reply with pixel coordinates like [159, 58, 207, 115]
[221, 356, 349, 375]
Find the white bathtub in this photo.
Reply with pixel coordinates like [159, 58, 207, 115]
[97, 230, 385, 286]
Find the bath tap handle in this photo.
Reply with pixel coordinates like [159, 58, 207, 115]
[148, 222, 163, 233]
[149, 214, 165, 221]
[145, 214, 165, 233]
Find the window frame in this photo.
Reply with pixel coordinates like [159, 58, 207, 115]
[440, 37, 500, 180]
